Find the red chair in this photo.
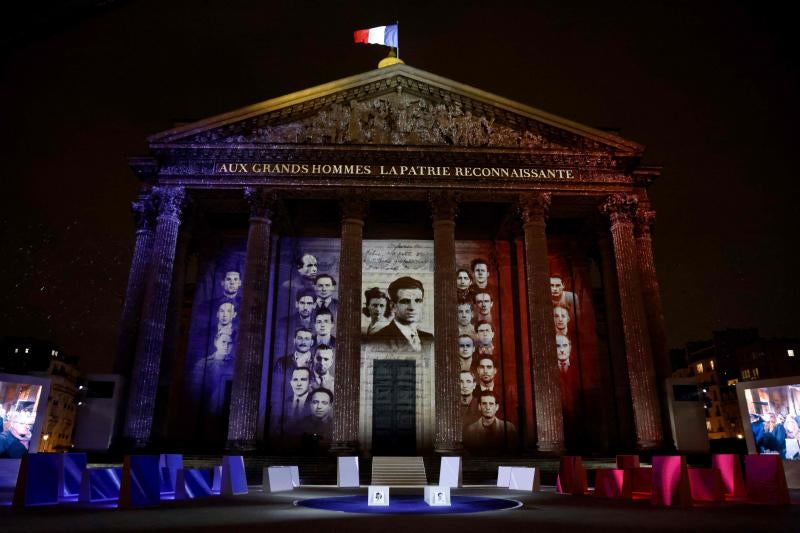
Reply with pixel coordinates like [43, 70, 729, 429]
[556, 456, 587, 495]
[711, 454, 746, 500]
[594, 469, 632, 499]
[651, 456, 690, 507]
[744, 454, 790, 505]
[688, 468, 724, 502]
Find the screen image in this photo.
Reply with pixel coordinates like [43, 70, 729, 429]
[743, 383, 800, 460]
[0, 379, 45, 458]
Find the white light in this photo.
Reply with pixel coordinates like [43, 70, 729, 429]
[737, 434, 743, 439]
[77, 401, 83, 406]
[789, 349, 795, 358]
[78, 385, 84, 390]
[42, 434, 49, 441]
[702, 388, 707, 393]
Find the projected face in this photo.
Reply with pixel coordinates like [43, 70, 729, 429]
[473, 263, 489, 287]
[476, 323, 494, 345]
[368, 297, 388, 320]
[314, 314, 332, 336]
[458, 337, 475, 359]
[217, 303, 236, 326]
[310, 391, 332, 419]
[477, 358, 496, 384]
[213, 333, 233, 356]
[315, 276, 335, 299]
[474, 293, 493, 316]
[298, 254, 318, 279]
[785, 416, 799, 438]
[553, 306, 570, 332]
[314, 348, 334, 375]
[290, 369, 310, 397]
[294, 330, 314, 353]
[222, 271, 241, 296]
[479, 395, 499, 420]
[8, 411, 35, 441]
[556, 335, 571, 370]
[456, 270, 472, 290]
[296, 296, 315, 318]
[550, 277, 564, 298]
[394, 288, 423, 326]
[460, 372, 476, 396]
[457, 303, 473, 326]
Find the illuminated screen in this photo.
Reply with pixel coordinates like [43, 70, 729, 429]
[0, 379, 44, 458]
[743, 383, 800, 460]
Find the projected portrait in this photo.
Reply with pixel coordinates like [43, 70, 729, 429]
[369, 276, 434, 352]
[0, 381, 44, 458]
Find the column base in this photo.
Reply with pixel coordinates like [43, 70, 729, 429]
[226, 438, 257, 452]
[330, 441, 360, 456]
[434, 440, 464, 455]
[536, 440, 565, 455]
[636, 439, 662, 450]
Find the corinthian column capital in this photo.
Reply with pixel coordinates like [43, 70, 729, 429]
[153, 186, 186, 221]
[518, 192, 552, 224]
[428, 191, 460, 222]
[600, 193, 638, 226]
[634, 208, 656, 238]
[244, 187, 279, 220]
[131, 194, 157, 232]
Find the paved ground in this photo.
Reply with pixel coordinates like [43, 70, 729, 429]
[1, 486, 798, 532]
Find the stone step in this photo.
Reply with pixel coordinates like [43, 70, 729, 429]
[371, 456, 427, 486]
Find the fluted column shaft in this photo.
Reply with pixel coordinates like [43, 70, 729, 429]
[431, 193, 462, 454]
[124, 186, 185, 447]
[519, 193, 564, 453]
[227, 188, 276, 449]
[331, 196, 368, 453]
[635, 208, 672, 444]
[114, 194, 156, 376]
[601, 194, 663, 449]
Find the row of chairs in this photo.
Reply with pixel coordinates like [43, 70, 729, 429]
[11, 453, 250, 507]
[556, 453, 791, 506]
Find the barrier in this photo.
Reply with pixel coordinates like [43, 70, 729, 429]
[221, 456, 248, 496]
[556, 456, 587, 495]
[59, 452, 87, 499]
[688, 468, 724, 502]
[594, 469, 632, 499]
[744, 454, 790, 505]
[650, 456, 690, 507]
[79, 467, 122, 503]
[711, 454, 746, 500]
[264, 466, 294, 492]
[509, 467, 540, 492]
[13, 453, 61, 507]
[338, 456, 359, 488]
[176, 468, 215, 500]
[119, 455, 161, 508]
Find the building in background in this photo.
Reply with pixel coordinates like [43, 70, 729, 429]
[0, 336, 83, 451]
[671, 329, 800, 440]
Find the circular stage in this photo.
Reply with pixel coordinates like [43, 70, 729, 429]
[296, 494, 522, 514]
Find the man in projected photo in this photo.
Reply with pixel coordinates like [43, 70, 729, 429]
[313, 309, 336, 348]
[220, 270, 242, 301]
[216, 302, 237, 337]
[311, 344, 335, 391]
[556, 334, 571, 371]
[297, 253, 318, 282]
[372, 276, 434, 352]
[284, 367, 312, 424]
[456, 268, 475, 303]
[273, 327, 315, 376]
[471, 259, 491, 290]
[292, 289, 316, 330]
[458, 334, 476, 371]
[457, 302, 475, 337]
[550, 274, 577, 318]
[475, 321, 495, 355]
[553, 305, 570, 336]
[473, 291, 494, 324]
[298, 387, 333, 441]
[0, 402, 35, 458]
[460, 370, 480, 425]
[362, 287, 392, 335]
[464, 391, 517, 450]
[476, 356, 498, 393]
[313, 274, 338, 314]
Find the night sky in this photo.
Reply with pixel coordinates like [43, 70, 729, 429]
[2, 1, 797, 374]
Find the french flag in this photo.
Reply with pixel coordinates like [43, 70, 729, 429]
[353, 24, 398, 47]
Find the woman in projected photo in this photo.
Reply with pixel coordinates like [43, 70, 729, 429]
[783, 416, 800, 459]
[361, 287, 392, 336]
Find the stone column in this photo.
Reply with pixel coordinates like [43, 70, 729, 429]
[331, 196, 368, 454]
[597, 231, 634, 447]
[123, 186, 186, 447]
[519, 193, 564, 453]
[227, 187, 277, 450]
[635, 208, 673, 444]
[114, 193, 156, 376]
[600, 194, 663, 449]
[430, 192, 462, 454]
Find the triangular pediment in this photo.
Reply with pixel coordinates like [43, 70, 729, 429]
[149, 64, 643, 156]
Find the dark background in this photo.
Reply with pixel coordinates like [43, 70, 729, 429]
[2, 1, 797, 373]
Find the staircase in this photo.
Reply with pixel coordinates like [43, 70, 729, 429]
[371, 456, 428, 486]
